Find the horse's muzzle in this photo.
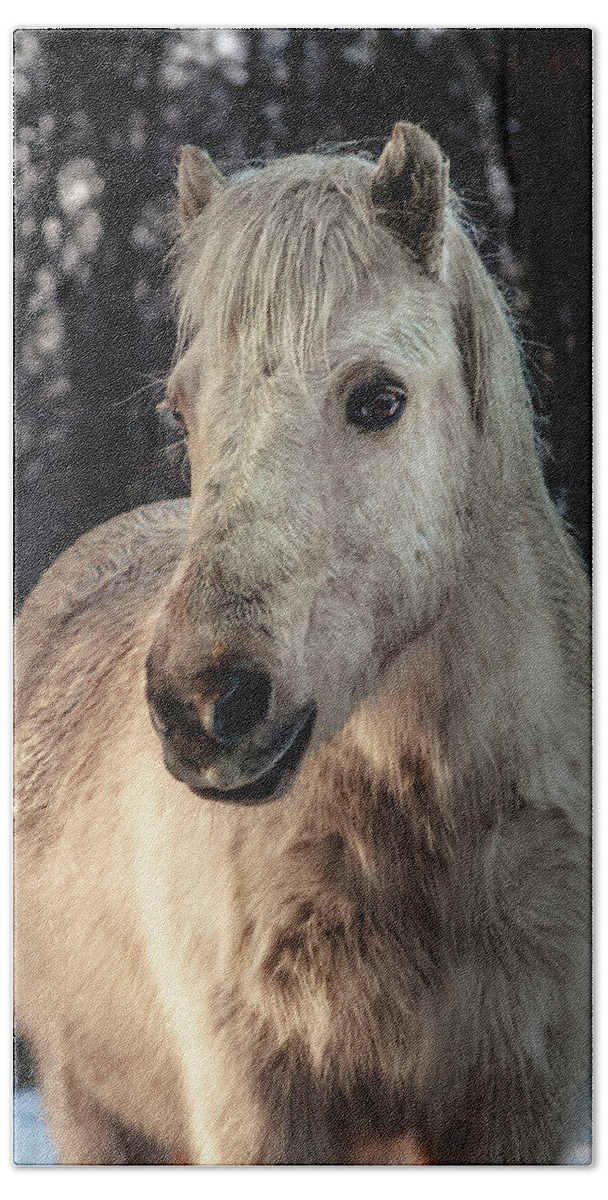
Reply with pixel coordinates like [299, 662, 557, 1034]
[147, 650, 317, 804]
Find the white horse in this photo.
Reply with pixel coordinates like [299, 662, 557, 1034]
[15, 123, 590, 1164]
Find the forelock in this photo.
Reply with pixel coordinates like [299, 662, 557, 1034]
[170, 153, 409, 379]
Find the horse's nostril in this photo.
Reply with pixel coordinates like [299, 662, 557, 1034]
[147, 664, 273, 751]
[211, 666, 273, 744]
[149, 689, 200, 738]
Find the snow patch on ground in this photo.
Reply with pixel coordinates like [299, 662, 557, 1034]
[13, 1088, 57, 1165]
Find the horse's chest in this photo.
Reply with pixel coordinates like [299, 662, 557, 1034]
[217, 821, 444, 1101]
[241, 891, 424, 1084]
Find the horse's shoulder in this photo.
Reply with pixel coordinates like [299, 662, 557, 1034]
[15, 501, 189, 722]
[19, 500, 188, 618]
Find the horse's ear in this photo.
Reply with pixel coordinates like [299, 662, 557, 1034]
[371, 123, 449, 277]
[177, 145, 226, 227]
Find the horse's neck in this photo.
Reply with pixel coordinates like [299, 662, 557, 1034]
[340, 512, 585, 839]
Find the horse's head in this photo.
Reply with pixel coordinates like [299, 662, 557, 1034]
[146, 123, 532, 804]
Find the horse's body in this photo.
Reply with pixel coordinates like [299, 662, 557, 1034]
[14, 124, 590, 1164]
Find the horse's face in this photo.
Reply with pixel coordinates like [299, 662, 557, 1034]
[147, 126, 472, 803]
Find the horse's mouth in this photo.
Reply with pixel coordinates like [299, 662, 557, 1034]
[165, 705, 317, 805]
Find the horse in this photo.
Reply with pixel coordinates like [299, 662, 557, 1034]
[14, 122, 590, 1165]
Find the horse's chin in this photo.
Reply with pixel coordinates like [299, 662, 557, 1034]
[165, 705, 317, 806]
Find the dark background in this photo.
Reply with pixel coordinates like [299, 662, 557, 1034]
[14, 28, 592, 614]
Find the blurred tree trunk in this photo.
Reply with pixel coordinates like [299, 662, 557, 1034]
[15, 30, 178, 607]
[44, 30, 164, 515]
[504, 29, 591, 565]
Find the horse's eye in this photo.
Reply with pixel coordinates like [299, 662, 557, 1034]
[171, 410, 188, 436]
[346, 376, 407, 432]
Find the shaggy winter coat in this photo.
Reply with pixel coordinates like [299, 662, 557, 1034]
[14, 123, 590, 1165]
